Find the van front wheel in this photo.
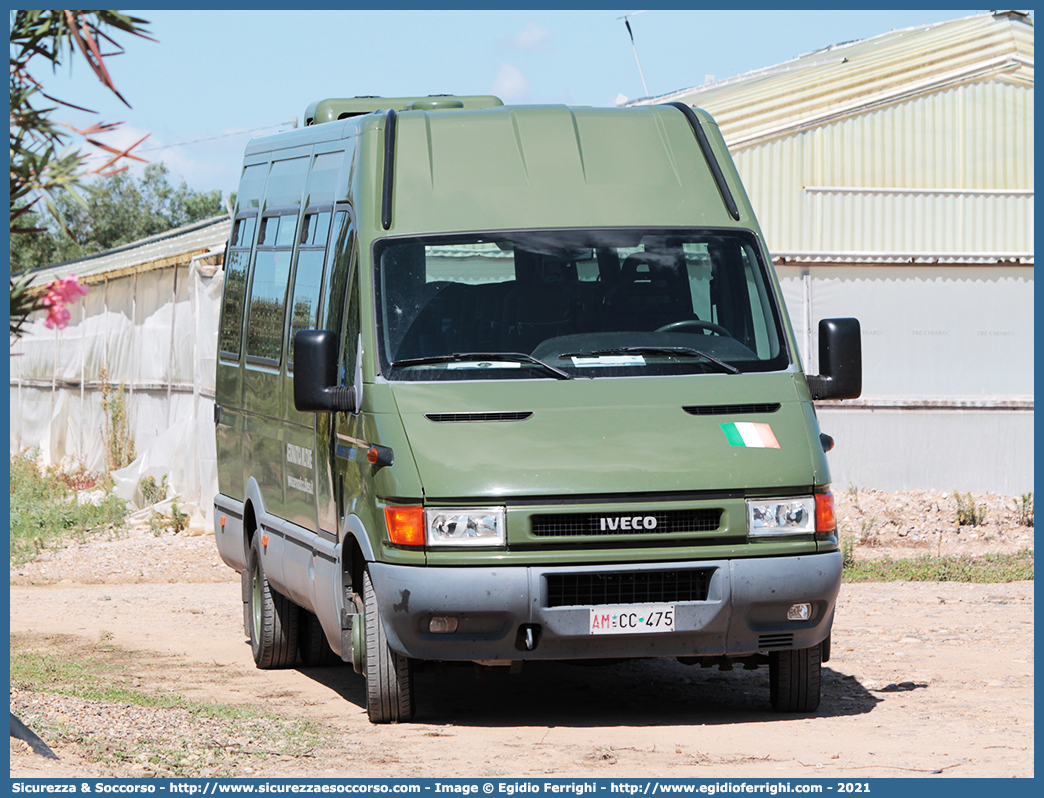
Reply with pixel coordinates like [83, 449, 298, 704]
[769, 644, 822, 712]
[298, 609, 338, 667]
[363, 567, 415, 723]
[248, 533, 299, 669]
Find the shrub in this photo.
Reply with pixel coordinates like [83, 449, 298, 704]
[840, 527, 856, 570]
[99, 366, 136, 474]
[954, 491, 987, 527]
[139, 474, 169, 506]
[1016, 493, 1033, 528]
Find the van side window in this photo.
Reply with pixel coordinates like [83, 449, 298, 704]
[218, 215, 257, 358]
[246, 212, 298, 363]
[322, 209, 355, 335]
[288, 210, 333, 367]
[343, 260, 361, 386]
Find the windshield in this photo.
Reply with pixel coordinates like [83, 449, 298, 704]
[374, 228, 789, 381]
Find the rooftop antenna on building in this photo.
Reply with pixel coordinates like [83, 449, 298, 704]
[618, 11, 650, 99]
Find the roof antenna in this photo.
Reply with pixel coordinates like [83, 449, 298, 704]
[618, 11, 651, 98]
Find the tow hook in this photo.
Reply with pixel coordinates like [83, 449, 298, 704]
[515, 623, 541, 651]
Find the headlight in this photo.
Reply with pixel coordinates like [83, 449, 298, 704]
[426, 508, 505, 547]
[746, 497, 815, 537]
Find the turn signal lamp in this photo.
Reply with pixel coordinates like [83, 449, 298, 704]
[815, 492, 836, 539]
[385, 506, 425, 547]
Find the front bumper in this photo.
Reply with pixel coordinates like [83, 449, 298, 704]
[370, 551, 841, 661]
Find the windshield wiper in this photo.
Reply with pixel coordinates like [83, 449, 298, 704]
[560, 346, 741, 374]
[392, 352, 574, 380]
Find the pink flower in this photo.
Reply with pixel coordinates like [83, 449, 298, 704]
[43, 303, 71, 330]
[40, 275, 88, 330]
[47, 275, 90, 304]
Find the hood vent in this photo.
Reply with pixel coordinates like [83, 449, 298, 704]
[683, 403, 780, 416]
[425, 411, 533, 423]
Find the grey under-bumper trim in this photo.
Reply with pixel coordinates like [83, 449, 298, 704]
[369, 552, 841, 661]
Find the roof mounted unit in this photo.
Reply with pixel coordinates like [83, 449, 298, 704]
[305, 94, 503, 125]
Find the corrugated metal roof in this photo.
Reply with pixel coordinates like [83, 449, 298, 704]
[630, 11, 1033, 262]
[631, 11, 1033, 150]
[26, 215, 231, 287]
[729, 76, 1033, 256]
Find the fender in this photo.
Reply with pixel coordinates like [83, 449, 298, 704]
[213, 494, 247, 572]
[242, 477, 292, 597]
[311, 512, 376, 661]
[342, 513, 377, 562]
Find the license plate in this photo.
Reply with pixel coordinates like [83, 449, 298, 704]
[589, 605, 675, 634]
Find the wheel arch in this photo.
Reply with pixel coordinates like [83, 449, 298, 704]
[242, 476, 268, 547]
[341, 513, 375, 599]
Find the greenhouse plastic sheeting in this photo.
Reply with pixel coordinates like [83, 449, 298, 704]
[10, 259, 223, 518]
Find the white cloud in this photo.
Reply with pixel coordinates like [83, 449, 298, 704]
[507, 22, 553, 51]
[491, 63, 530, 103]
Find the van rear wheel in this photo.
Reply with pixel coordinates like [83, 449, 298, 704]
[769, 644, 822, 712]
[363, 567, 415, 723]
[248, 533, 299, 669]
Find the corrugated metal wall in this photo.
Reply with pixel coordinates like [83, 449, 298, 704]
[706, 25, 1035, 495]
[732, 81, 1034, 254]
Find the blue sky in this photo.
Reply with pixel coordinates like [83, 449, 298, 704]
[41, 9, 992, 197]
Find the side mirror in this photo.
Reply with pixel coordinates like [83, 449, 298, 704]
[293, 330, 355, 413]
[807, 318, 862, 400]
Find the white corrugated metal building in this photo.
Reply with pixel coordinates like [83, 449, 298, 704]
[632, 10, 1034, 494]
[9, 217, 229, 515]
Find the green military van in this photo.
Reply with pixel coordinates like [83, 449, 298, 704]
[213, 94, 861, 723]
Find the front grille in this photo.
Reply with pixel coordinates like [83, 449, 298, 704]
[546, 569, 713, 607]
[425, 411, 532, 423]
[683, 403, 780, 416]
[759, 633, 795, 649]
[532, 508, 721, 537]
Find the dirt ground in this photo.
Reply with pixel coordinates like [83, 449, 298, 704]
[9, 489, 1035, 779]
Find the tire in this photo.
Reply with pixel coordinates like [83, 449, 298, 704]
[248, 533, 300, 669]
[769, 644, 822, 712]
[298, 609, 338, 667]
[363, 567, 415, 723]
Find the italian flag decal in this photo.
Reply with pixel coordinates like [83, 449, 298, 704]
[720, 422, 780, 449]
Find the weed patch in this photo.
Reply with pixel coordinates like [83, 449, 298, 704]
[843, 550, 1033, 583]
[9, 451, 127, 565]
